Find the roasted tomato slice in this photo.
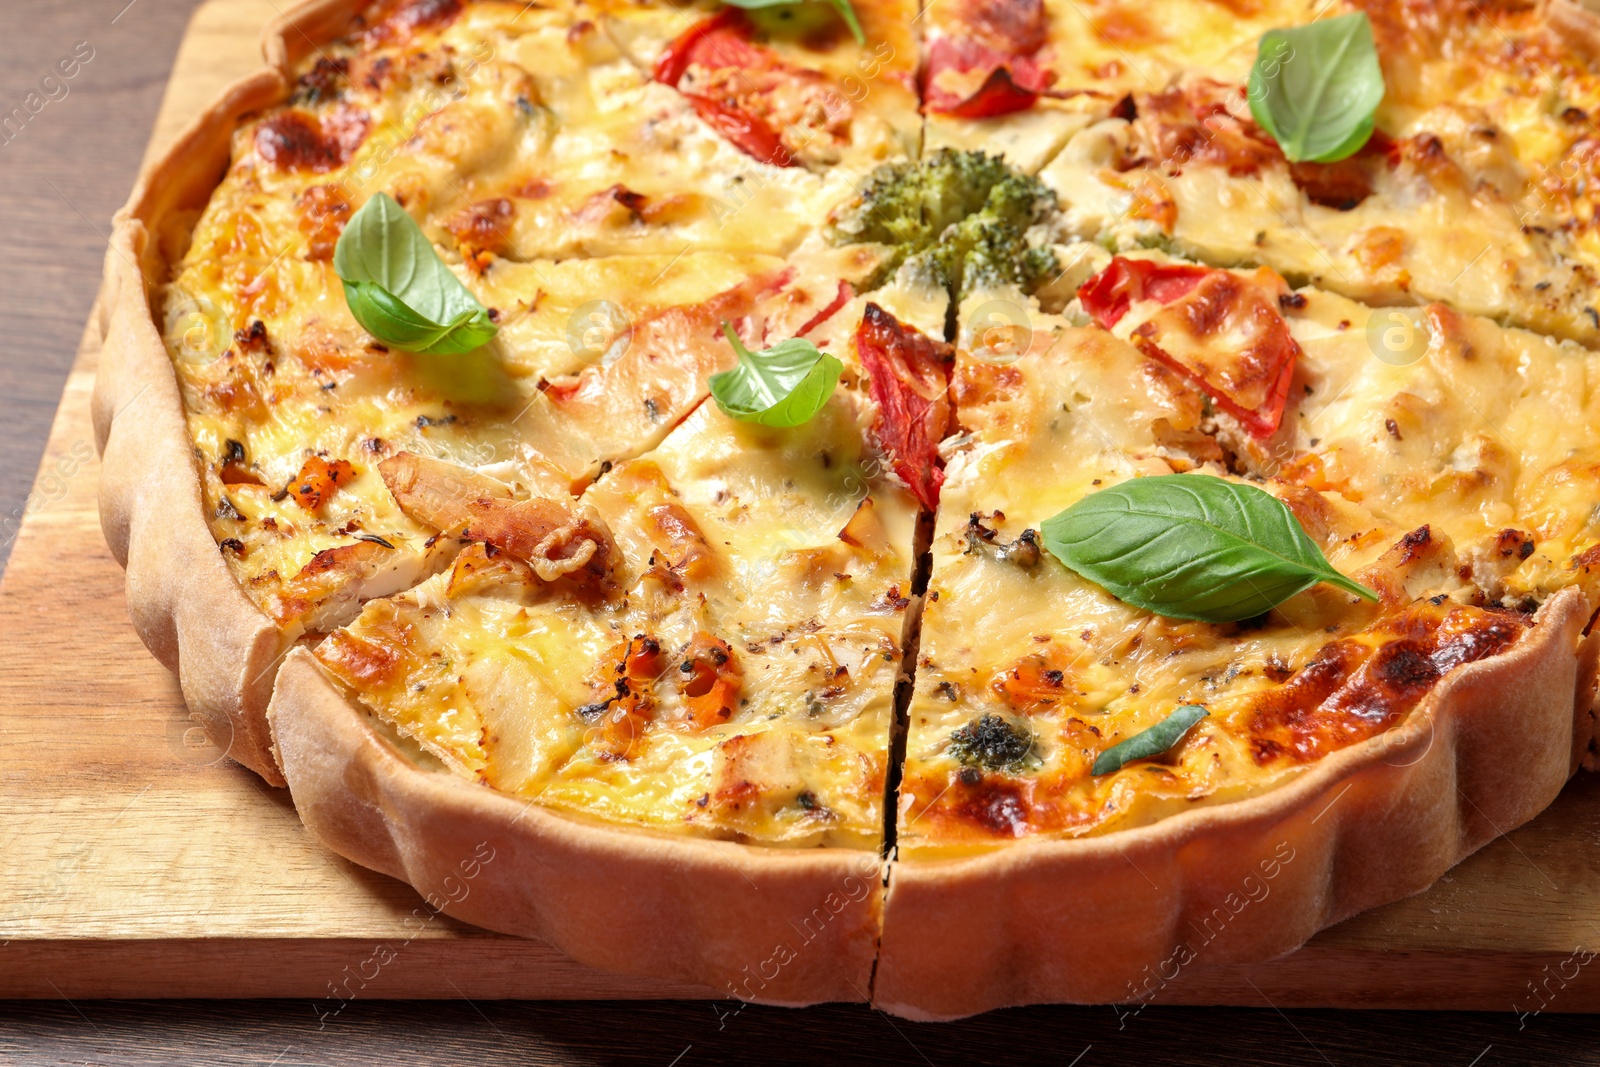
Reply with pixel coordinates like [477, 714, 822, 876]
[1077, 256, 1211, 328]
[683, 94, 794, 167]
[677, 632, 743, 730]
[653, 9, 802, 168]
[922, 38, 1055, 117]
[854, 303, 955, 510]
[652, 8, 762, 85]
[1079, 257, 1301, 438]
[922, 0, 1053, 116]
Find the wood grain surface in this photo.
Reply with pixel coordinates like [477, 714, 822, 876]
[0, 0, 204, 577]
[3, 0, 1600, 1062]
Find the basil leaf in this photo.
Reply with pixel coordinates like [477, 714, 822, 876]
[1039, 474, 1379, 622]
[724, 0, 866, 44]
[1247, 12, 1384, 164]
[710, 323, 843, 427]
[332, 192, 497, 356]
[1093, 705, 1208, 776]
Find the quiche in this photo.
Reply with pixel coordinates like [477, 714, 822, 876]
[97, 0, 1600, 1018]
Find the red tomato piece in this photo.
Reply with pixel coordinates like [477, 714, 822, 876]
[683, 94, 795, 167]
[854, 303, 955, 511]
[653, 9, 801, 169]
[1078, 257, 1301, 438]
[1076, 256, 1211, 329]
[922, 37, 1055, 117]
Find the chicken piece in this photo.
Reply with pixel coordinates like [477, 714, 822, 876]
[378, 451, 617, 587]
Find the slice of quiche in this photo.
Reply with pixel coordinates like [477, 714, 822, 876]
[311, 383, 920, 849]
[869, 250, 1596, 1016]
[899, 250, 1600, 854]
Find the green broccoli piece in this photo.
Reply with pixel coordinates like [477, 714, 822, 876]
[833, 159, 926, 250]
[834, 150, 1011, 248]
[947, 713, 1035, 772]
[921, 170, 1059, 299]
[830, 149, 1058, 301]
[919, 148, 1015, 239]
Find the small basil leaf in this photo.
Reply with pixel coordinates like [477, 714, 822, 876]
[1247, 12, 1385, 163]
[341, 281, 497, 356]
[724, 0, 866, 44]
[1093, 705, 1208, 776]
[1039, 473, 1379, 622]
[710, 323, 843, 427]
[332, 192, 497, 355]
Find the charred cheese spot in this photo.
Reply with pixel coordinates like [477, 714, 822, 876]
[318, 622, 412, 690]
[253, 108, 370, 173]
[359, 0, 464, 47]
[443, 197, 516, 261]
[647, 500, 717, 581]
[1245, 602, 1526, 764]
[949, 772, 1033, 837]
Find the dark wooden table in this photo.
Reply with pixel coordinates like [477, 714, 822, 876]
[3, 1, 1600, 1063]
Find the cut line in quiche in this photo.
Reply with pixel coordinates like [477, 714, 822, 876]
[96, 0, 1600, 1018]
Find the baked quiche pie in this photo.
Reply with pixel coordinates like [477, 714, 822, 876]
[98, 0, 1600, 1017]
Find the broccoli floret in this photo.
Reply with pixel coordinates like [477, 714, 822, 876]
[960, 233, 1058, 300]
[947, 713, 1035, 772]
[919, 148, 1015, 238]
[830, 149, 1058, 301]
[835, 149, 1012, 248]
[922, 171, 1059, 299]
[833, 158, 928, 249]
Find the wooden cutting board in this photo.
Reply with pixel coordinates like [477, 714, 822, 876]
[3, 0, 1599, 1009]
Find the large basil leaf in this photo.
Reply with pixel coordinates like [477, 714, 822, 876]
[1247, 13, 1385, 164]
[1039, 474, 1378, 622]
[332, 192, 497, 356]
[724, 0, 865, 44]
[1092, 705, 1208, 776]
[709, 324, 843, 427]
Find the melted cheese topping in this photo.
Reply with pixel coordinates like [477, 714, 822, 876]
[164, 0, 917, 635]
[1001, 0, 1600, 342]
[900, 255, 1600, 856]
[317, 391, 919, 847]
[173, 247, 819, 636]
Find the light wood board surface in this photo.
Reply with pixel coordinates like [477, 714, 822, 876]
[2, 0, 1598, 1009]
